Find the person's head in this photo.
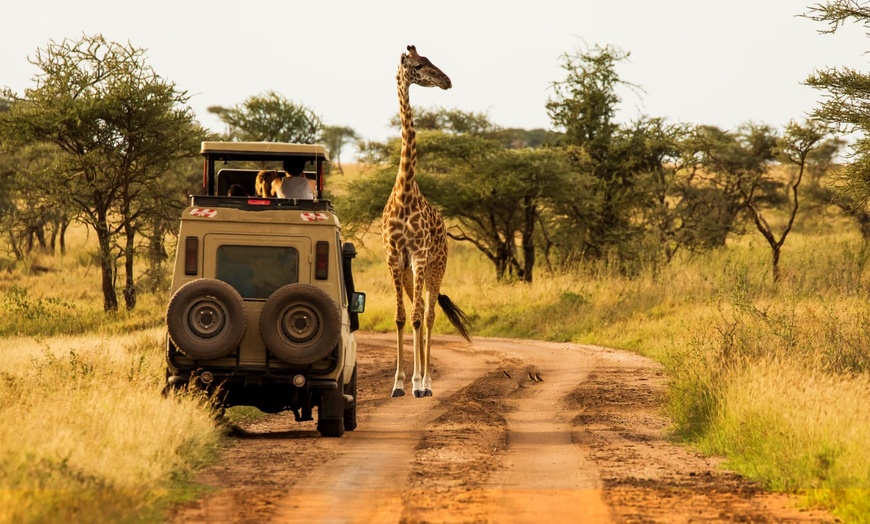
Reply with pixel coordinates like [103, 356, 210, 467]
[227, 184, 247, 197]
[283, 157, 307, 177]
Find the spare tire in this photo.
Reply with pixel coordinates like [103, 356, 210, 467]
[166, 279, 247, 360]
[260, 284, 341, 365]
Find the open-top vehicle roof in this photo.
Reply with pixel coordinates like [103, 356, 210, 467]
[201, 141, 330, 161]
[200, 141, 331, 198]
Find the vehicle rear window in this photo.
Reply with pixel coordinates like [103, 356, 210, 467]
[216, 245, 298, 299]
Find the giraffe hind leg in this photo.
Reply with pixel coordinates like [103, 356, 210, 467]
[419, 287, 439, 397]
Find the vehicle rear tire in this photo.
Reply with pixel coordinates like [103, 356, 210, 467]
[318, 417, 345, 438]
[166, 279, 246, 360]
[344, 365, 358, 431]
[259, 284, 341, 365]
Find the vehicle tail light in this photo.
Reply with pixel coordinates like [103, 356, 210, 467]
[184, 236, 199, 275]
[315, 241, 329, 280]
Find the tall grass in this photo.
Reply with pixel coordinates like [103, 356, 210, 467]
[0, 229, 220, 523]
[0, 331, 222, 523]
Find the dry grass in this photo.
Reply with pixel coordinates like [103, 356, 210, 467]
[0, 330, 222, 523]
[0, 226, 220, 523]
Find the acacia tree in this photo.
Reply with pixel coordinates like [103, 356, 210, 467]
[673, 124, 777, 252]
[741, 120, 824, 282]
[804, 1, 870, 205]
[208, 91, 322, 143]
[545, 44, 663, 265]
[390, 107, 500, 136]
[0, 143, 74, 258]
[321, 125, 358, 174]
[419, 132, 570, 282]
[0, 34, 204, 311]
[339, 121, 571, 282]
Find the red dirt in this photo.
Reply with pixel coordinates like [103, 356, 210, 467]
[168, 333, 838, 523]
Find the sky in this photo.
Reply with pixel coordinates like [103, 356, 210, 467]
[3, 1, 869, 159]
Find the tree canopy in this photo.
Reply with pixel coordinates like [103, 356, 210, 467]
[208, 91, 322, 143]
[0, 34, 205, 311]
[804, 1, 870, 206]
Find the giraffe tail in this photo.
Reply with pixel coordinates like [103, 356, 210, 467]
[437, 294, 472, 342]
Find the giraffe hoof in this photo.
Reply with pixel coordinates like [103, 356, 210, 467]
[413, 390, 424, 398]
[391, 389, 405, 397]
[424, 389, 432, 397]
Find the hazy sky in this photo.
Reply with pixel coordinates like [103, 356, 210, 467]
[3, 1, 869, 156]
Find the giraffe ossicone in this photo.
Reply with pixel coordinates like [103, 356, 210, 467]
[382, 45, 471, 399]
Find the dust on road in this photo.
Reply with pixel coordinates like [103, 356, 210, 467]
[169, 333, 836, 523]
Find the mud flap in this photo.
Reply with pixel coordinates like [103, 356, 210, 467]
[317, 388, 347, 437]
[319, 388, 345, 421]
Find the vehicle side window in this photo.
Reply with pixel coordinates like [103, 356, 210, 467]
[216, 245, 298, 299]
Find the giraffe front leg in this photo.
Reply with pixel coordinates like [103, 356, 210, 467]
[411, 269, 428, 398]
[392, 325, 406, 397]
[420, 332, 432, 397]
[412, 324, 426, 397]
[390, 269, 407, 398]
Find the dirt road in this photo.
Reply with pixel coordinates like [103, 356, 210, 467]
[169, 333, 835, 523]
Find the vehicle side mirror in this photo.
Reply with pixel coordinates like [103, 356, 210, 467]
[349, 292, 366, 314]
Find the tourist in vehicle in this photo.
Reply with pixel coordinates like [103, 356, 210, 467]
[275, 158, 314, 199]
[227, 184, 248, 197]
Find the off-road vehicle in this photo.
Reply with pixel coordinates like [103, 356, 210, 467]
[164, 141, 365, 437]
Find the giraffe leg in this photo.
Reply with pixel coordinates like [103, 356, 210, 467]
[389, 265, 408, 397]
[421, 281, 441, 396]
[392, 325, 405, 397]
[411, 264, 428, 398]
[412, 324, 426, 397]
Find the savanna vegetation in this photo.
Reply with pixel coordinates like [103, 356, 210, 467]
[3, 1, 870, 521]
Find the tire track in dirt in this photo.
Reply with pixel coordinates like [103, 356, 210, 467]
[391, 337, 614, 523]
[483, 338, 612, 523]
[268, 334, 491, 523]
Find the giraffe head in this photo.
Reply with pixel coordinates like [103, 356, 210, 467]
[400, 45, 452, 90]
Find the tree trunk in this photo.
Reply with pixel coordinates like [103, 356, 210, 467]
[48, 226, 57, 255]
[96, 214, 118, 312]
[34, 224, 47, 252]
[147, 219, 169, 271]
[123, 221, 137, 310]
[858, 212, 870, 242]
[495, 242, 510, 281]
[521, 197, 536, 283]
[8, 230, 23, 261]
[771, 245, 781, 283]
[59, 217, 69, 256]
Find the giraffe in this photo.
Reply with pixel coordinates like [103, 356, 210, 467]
[382, 44, 471, 398]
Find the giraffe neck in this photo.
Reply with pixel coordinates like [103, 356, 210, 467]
[395, 72, 417, 196]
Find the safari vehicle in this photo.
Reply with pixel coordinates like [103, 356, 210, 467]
[164, 141, 365, 437]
